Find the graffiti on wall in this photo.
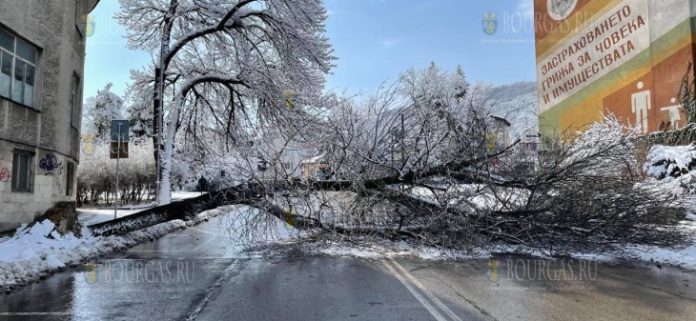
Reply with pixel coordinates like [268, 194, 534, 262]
[39, 153, 63, 176]
[0, 167, 10, 182]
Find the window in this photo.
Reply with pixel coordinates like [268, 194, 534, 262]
[11, 149, 34, 193]
[70, 73, 81, 128]
[66, 162, 75, 196]
[0, 27, 37, 107]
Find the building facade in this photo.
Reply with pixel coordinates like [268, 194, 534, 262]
[535, 0, 696, 138]
[0, 0, 99, 232]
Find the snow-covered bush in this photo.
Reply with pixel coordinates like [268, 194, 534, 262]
[643, 144, 696, 197]
[644, 144, 696, 180]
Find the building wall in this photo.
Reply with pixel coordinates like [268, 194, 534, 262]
[535, 0, 696, 138]
[0, 0, 98, 232]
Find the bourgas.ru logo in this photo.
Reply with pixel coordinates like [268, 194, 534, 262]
[83, 261, 197, 284]
[82, 15, 95, 37]
[83, 262, 98, 284]
[506, 258, 598, 281]
[482, 12, 498, 36]
[487, 259, 500, 286]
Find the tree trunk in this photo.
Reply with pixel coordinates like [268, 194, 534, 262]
[158, 94, 183, 205]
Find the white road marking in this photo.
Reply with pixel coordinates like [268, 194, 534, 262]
[389, 259, 464, 321]
[382, 260, 449, 321]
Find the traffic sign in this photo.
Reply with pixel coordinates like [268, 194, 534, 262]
[110, 142, 129, 159]
[110, 120, 129, 142]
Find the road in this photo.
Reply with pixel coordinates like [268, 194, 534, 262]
[1, 214, 695, 321]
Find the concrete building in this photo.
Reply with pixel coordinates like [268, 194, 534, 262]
[535, 0, 696, 138]
[0, 0, 100, 232]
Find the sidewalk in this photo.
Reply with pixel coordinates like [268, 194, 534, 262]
[77, 192, 206, 226]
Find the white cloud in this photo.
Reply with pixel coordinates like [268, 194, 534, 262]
[415, 2, 435, 11]
[381, 38, 405, 48]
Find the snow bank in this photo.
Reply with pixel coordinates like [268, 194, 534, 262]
[0, 205, 295, 292]
[619, 221, 696, 270]
[0, 219, 187, 292]
[302, 241, 483, 260]
[300, 240, 552, 261]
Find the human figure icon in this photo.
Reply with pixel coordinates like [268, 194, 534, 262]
[659, 97, 683, 130]
[631, 81, 651, 134]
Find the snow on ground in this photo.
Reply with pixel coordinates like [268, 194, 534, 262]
[296, 237, 556, 261]
[172, 191, 206, 200]
[299, 218, 696, 270]
[0, 204, 250, 293]
[619, 220, 696, 270]
[77, 208, 147, 226]
[0, 219, 187, 292]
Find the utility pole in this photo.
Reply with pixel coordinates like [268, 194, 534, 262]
[401, 114, 405, 167]
[111, 120, 129, 220]
[114, 123, 121, 220]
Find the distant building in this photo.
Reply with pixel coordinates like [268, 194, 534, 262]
[251, 131, 318, 180]
[0, 0, 100, 232]
[300, 153, 329, 180]
[535, 0, 695, 138]
[487, 115, 512, 153]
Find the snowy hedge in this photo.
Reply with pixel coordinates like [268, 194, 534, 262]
[644, 144, 696, 180]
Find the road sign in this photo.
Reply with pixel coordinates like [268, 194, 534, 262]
[110, 120, 129, 142]
[110, 142, 129, 159]
[110, 120, 129, 220]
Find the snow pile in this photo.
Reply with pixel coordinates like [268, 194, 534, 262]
[621, 221, 696, 269]
[0, 219, 187, 292]
[0, 205, 301, 292]
[299, 241, 553, 261]
[644, 144, 696, 180]
[302, 241, 482, 260]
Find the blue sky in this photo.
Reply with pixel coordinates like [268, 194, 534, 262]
[84, 0, 536, 99]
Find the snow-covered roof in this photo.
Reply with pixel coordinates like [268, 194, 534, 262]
[490, 115, 512, 127]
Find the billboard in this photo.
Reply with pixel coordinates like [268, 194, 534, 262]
[535, 0, 696, 137]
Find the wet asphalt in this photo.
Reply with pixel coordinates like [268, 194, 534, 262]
[1, 215, 695, 321]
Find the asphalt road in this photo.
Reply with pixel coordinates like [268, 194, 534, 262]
[1, 216, 695, 321]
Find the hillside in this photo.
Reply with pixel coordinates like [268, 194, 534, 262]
[485, 81, 539, 141]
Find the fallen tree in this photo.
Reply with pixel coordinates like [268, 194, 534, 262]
[160, 64, 691, 254]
